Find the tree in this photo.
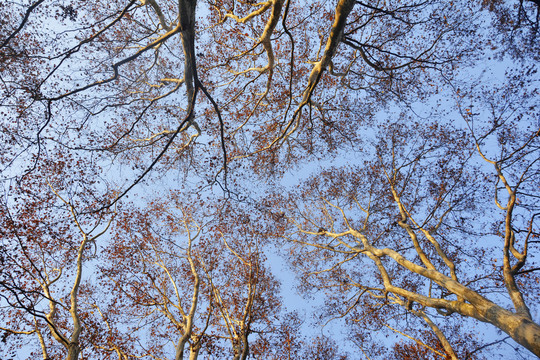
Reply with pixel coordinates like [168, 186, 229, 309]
[266, 90, 539, 357]
[0, 149, 115, 359]
[1, 0, 539, 358]
[65, 192, 290, 359]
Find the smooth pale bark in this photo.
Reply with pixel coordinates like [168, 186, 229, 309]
[66, 343, 81, 360]
[300, 0, 355, 104]
[391, 296, 459, 359]
[469, 301, 540, 357]
[419, 313, 458, 360]
[502, 187, 532, 319]
[294, 204, 540, 358]
[175, 215, 201, 360]
[356, 230, 540, 357]
[189, 343, 201, 360]
[42, 186, 114, 360]
[264, 0, 355, 151]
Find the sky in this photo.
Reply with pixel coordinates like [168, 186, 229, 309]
[1, 0, 539, 359]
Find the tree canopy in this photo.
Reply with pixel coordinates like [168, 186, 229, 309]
[1, 0, 539, 359]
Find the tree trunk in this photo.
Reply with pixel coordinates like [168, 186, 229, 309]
[66, 343, 80, 360]
[474, 303, 540, 357]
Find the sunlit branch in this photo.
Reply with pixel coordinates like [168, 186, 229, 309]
[383, 323, 449, 359]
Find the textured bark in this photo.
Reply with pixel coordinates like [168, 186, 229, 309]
[471, 302, 540, 357]
[349, 228, 540, 357]
[66, 343, 81, 360]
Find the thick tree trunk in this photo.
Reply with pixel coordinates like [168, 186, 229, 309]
[360, 235, 540, 357]
[474, 303, 540, 357]
[66, 343, 80, 360]
[189, 345, 200, 360]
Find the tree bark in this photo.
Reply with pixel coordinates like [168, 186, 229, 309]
[471, 301, 540, 357]
[66, 343, 80, 360]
